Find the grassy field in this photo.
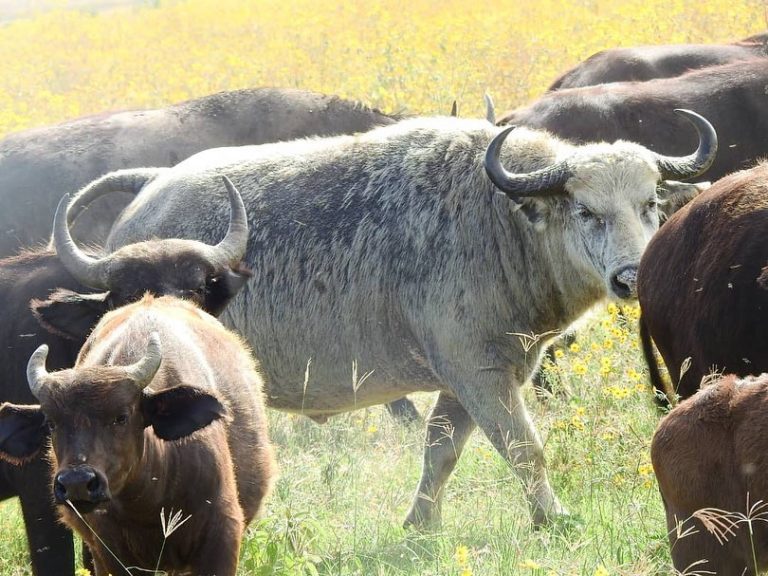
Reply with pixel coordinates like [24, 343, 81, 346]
[0, 0, 765, 574]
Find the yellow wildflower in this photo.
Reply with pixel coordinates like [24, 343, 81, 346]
[638, 463, 654, 476]
[519, 559, 542, 570]
[455, 544, 469, 566]
[569, 342, 581, 353]
[572, 360, 588, 375]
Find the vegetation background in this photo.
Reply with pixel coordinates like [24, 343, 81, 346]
[0, 0, 764, 574]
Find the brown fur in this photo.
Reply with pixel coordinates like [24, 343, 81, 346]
[652, 374, 768, 574]
[638, 162, 768, 402]
[41, 296, 275, 576]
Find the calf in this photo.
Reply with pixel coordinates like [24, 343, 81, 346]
[652, 374, 768, 575]
[0, 295, 276, 576]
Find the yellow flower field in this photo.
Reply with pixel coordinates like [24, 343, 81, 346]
[0, 0, 762, 138]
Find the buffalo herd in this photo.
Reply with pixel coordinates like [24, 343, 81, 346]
[0, 31, 766, 576]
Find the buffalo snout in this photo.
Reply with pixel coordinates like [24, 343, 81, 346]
[54, 466, 110, 511]
[610, 264, 638, 300]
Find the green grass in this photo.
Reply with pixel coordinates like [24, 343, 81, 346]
[0, 305, 677, 575]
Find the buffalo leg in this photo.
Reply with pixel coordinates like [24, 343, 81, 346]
[667, 512, 757, 576]
[404, 391, 476, 528]
[446, 366, 565, 526]
[194, 521, 242, 576]
[385, 397, 421, 424]
[16, 456, 75, 576]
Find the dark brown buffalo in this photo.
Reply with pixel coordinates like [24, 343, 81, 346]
[652, 373, 768, 575]
[638, 162, 768, 403]
[0, 178, 249, 575]
[0, 87, 397, 257]
[0, 295, 276, 576]
[548, 33, 767, 90]
[499, 60, 768, 182]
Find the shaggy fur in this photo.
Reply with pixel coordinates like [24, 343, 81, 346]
[93, 116, 700, 527]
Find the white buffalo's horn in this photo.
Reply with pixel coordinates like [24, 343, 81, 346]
[484, 126, 571, 198]
[655, 109, 718, 181]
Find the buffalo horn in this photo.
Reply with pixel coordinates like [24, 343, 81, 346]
[204, 176, 249, 267]
[484, 93, 496, 125]
[26, 345, 51, 400]
[53, 194, 110, 290]
[655, 109, 718, 181]
[126, 332, 163, 389]
[484, 126, 571, 199]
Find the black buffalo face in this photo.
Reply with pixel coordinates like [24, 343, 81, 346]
[32, 176, 250, 342]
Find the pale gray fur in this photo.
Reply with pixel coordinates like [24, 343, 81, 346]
[99, 116, 684, 527]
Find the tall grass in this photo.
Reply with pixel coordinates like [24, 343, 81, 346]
[0, 0, 765, 574]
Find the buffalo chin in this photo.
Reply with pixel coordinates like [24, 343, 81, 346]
[57, 499, 103, 515]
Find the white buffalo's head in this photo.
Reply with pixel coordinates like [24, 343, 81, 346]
[484, 109, 717, 300]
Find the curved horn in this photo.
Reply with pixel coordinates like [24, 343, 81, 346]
[26, 345, 51, 400]
[206, 176, 249, 266]
[125, 332, 163, 389]
[53, 194, 110, 290]
[484, 126, 571, 199]
[655, 109, 718, 181]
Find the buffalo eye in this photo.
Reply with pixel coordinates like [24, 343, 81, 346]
[111, 414, 129, 426]
[575, 203, 605, 227]
[46, 419, 56, 432]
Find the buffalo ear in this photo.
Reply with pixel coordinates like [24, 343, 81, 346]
[204, 266, 252, 316]
[0, 403, 46, 465]
[657, 180, 710, 222]
[142, 386, 227, 441]
[31, 289, 110, 342]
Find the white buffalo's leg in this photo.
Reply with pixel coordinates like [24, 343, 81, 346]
[453, 379, 564, 526]
[404, 391, 476, 528]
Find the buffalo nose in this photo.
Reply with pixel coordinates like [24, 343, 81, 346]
[54, 467, 108, 504]
[610, 265, 638, 300]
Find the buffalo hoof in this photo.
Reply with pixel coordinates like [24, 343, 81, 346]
[533, 510, 581, 534]
[403, 502, 441, 531]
